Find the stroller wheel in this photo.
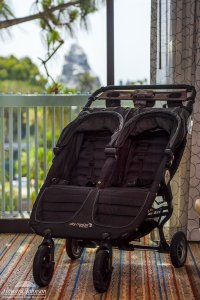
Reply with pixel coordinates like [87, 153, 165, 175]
[66, 239, 84, 260]
[33, 245, 54, 287]
[93, 249, 112, 293]
[170, 231, 187, 268]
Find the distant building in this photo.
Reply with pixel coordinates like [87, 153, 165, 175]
[60, 44, 101, 91]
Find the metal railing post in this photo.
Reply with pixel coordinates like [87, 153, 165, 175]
[106, 0, 120, 107]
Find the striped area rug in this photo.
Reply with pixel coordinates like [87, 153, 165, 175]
[0, 234, 200, 299]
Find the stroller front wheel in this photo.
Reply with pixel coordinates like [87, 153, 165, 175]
[33, 245, 54, 287]
[93, 249, 112, 293]
[170, 231, 187, 268]
[66, 239, 84, 260]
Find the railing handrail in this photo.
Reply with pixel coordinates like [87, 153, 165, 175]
[0, 94, 90, 107]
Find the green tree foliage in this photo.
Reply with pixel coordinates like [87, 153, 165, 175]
[46, 82, 77, 94]
[0, 55, 47, 93]
[0, 55, 46, 85]
[0, 80, 46, 93]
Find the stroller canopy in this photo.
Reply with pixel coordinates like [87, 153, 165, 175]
[57, 110, 124, 148]
[115, 108, 187, 150]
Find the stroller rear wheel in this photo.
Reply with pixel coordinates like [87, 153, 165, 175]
[170, 231, 187, 268]
[66, 239, 84, 260]
[93, 249, 112, 293]
[33, 245, 54, 287]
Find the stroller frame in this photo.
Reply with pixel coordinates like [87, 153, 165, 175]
[30, 84, 196, 292]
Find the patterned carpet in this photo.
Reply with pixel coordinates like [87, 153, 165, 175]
[0, 234, 200, 300]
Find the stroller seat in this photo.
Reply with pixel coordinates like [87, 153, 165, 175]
[93, 108, 185, 230]
[123, 129, 169, 187]
[36, 130, 112, 223]
[94, 128, 170, 228]
[33, 111, 124, 224]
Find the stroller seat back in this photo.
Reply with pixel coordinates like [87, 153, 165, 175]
[93, 110, 182, 228]
[123, 129, 169, 187]
[70, 130, 112, 186]
[32, 111, 124, 224]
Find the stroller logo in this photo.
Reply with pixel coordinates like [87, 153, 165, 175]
[69, 222, 93, 229]
[1, 281, 46, 298]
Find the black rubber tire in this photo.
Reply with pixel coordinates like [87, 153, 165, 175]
[93, 249, 112, 293]
[33, 245, 54, 287]
[66, 239, 84, 260]
[170, 231, 187, 268]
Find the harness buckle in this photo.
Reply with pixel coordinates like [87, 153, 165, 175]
[104, 147, 117, 156]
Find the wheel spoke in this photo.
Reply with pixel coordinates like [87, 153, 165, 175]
[66, 239, 84, 260]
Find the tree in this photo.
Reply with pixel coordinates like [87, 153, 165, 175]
[0, 55, 46, 85]
[0, 0, 102, 81]
[0, 55, 47, 93]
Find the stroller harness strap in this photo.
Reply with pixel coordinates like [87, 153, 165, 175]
[87, 138, 96, 186]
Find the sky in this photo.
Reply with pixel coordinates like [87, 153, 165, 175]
[0, 0, 151, 85]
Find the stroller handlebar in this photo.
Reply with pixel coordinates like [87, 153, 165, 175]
[84, 84, 196, 111]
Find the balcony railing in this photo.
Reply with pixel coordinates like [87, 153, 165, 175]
[0, 94, 96, 227]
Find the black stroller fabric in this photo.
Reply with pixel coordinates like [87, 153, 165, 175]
[31, 111, 124, 225]
[70, 130, 111, 186]
[92, 109, 185, 228]
[30, 105, 190, 240]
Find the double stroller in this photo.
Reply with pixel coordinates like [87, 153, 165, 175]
[30, 84, 196, 293]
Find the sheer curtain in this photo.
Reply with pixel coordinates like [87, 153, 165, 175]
[150, 0, 200, 241]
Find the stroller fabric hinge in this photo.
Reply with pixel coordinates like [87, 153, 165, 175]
[53, 146, 63, 156]
[165, 149, 174, 166]
[104, 147, 118, 157]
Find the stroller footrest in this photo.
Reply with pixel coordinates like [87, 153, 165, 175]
[35, 185, 92, 223]
[94, 187, 149, 227]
